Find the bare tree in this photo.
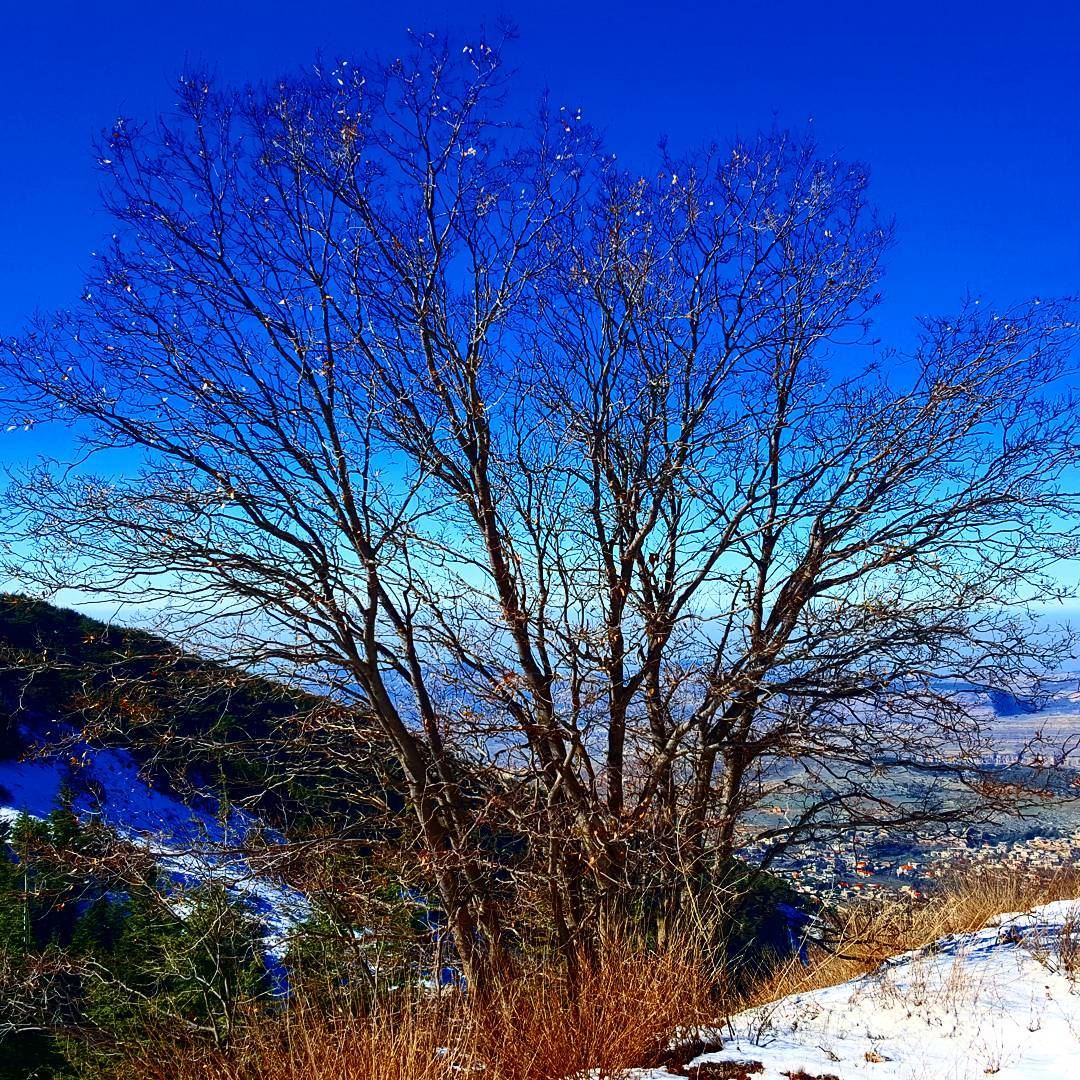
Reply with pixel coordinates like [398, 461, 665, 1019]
[2, 33, 1078, 985]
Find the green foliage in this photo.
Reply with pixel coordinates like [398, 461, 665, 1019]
[283, 856, 439, 1012]
[0, 795, 271, 1078]
[0, 1033, 73, 1080]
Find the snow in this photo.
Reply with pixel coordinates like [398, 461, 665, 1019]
[0, 745, 310, 967]
[0, 741, 267, 848]
[0, 756, 66, 818]
[631, 898, 1080, 1080]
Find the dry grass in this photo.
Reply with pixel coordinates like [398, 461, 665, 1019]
[118, 931, 718, 1080]
[1057, 910, 1080, 978]
[471, 932, 717, 1079]
[744, 864, 1080, 1009]
[115, 866, 1080, 1079]
[140, 1005, 466, 1080]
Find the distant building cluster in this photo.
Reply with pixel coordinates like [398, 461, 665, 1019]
[741, 826, 1080, 904]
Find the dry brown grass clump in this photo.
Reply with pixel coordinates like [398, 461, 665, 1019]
[122, 1000, 465, 1080]
[1056, 910, 1080, 978]
[472, 931, 717, 1079]
[120, 930, 718, 1080]
[116, 866, 1080, 1079]
[745, 864, 1080, 1008]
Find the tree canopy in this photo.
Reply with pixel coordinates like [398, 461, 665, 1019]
[3, 33, 1078, 986]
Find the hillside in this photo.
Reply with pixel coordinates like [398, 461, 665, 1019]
[640, 899, 1080, 1080]
[0, 593, 395, 827]
[0, 594, 398, 977]
[0, 597, 411, 1077]
[4, 596, 1080, 1080]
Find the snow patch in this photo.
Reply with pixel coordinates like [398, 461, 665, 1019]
[631, 898, 1080, 1080]
[0, 746, 310, 966]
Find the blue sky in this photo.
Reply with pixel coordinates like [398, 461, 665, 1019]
[2, 0, 1077, 347]
[1, 0, 1078, 477]
[0, 0, 1077, 611]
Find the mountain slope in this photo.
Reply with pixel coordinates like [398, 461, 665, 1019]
[0, 592, 396, 824]
[0, 594, 391, 966]
[640, 899, 1080, 1080]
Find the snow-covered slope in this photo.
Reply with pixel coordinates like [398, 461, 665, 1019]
[635, 899, 1080, 1080]
[0, 744, 233, 839]
[0, 745, 310, 961]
